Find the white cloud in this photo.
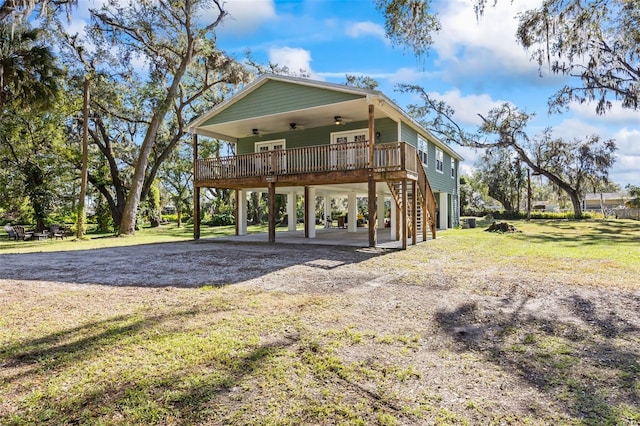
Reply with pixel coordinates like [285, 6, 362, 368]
[611, 128, 640, 186]
[344, 21, 387, 43]
[552, 118, 602, 141]
[615, 128, 640, 153]
[569, 101, 640, 127]
[268, 47, 316, 77]
[216, 0, 276, 36]
[429, 89, 504, 126]
[318, 67, 423, 85]
[62, 0, 109, 36]
[432, 0, 542, 79]
[387, 67, 424, 84]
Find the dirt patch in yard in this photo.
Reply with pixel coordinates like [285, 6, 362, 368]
[1, 239, 639, 424]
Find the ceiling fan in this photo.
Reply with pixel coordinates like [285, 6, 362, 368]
[333, 116, 353, 125]
[289, 122, 305, 130]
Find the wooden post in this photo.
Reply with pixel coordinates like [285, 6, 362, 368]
[193, 133, 200, 240]
[527, 168, 532, 221]
[401, 180, 407, 250]
[368, 174, 377, 247]
[268, 182, 276, 243]
[368, 104, 375, 167]
[77, 78, 90, 239]
[411, 180, 417, 245]
[422, 191, 428, 242]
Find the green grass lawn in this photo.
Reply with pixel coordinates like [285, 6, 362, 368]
[0, 222, 299, 254]
[1, 218, 639, 425]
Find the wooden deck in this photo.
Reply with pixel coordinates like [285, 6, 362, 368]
[194, 141, 418, 188]
[193, 140, 437, 248]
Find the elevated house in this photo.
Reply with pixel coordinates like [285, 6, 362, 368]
[188, 75, 463, 249]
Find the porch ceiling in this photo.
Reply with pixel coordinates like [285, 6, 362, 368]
[242, 182, 392, 198]
[193, 98, 395, 141]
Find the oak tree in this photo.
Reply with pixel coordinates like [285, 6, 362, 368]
[68, 0, 248, 235]
[477, 0, 639, 115]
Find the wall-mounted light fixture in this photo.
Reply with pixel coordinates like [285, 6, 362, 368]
[334, 116, 343, 125]
[375, 131, 381, 142]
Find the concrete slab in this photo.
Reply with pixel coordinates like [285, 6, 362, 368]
[202, 227, 428, 250]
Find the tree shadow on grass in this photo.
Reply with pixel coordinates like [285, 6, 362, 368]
[508, 219, 640, 248]
[0, 301, 299, 425]
[434, 293, 640, 423]
[0, 308, 204, 385]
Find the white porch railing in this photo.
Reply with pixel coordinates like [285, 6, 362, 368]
[196, 141, 418, 181]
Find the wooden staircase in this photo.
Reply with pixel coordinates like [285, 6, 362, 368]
[387, 153, 437, 244]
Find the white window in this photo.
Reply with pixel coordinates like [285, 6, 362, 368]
[451, 158, 455, 178]
[436, 147, 444, 173]
[418, 136, 428, 166]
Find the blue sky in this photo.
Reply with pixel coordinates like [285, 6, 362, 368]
[72, 0, 639, 188]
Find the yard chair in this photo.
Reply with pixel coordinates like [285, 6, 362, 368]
[12, 225, 32, 241]
[50, 224, 64, 239]
[4, 225, 17, 240]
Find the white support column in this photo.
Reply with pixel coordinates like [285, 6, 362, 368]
[237, 190, 247, 236]
[324, 196, 331, 227]
[439, 192, 448, 229]
[307, 187, 317, 238]
[287, 191, 296, 231]
[348, 192, 357, 233]
[390, 198, 398, 240]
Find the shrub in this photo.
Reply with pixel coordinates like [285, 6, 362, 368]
[206, 213, 235, 226]
[162, 214, 178, 223]
[490, 210, 593, 220]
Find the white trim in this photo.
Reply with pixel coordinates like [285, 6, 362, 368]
[255, 139, 286, 152]
[330, 128, 368, 169]
[255, 139, 287, 174]
[418, 135, 429, 167]
[435, 147, 444, 174]
[330, 128, 369, 144]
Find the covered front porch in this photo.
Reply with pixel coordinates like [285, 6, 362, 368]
[224, 177, 430, 250]
[207, 226, 426, 250]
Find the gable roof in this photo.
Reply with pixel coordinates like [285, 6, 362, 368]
[189, 74, 463, 161]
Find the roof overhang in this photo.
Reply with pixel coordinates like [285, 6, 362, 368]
[191, 96, 392, 142]
[189, 74, 464, 161]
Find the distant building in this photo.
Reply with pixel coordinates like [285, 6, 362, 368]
[582, 192, 627, 211]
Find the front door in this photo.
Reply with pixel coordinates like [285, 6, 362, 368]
[330, 129, 367, 170]
[255, 139, 286, 174]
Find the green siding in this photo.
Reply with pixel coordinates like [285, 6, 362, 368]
[203, 80, 364, 126]
[237, 118, 397, 154]
[375, 118, 399, 143]
[426, 144, 456, 194]
[400, 122, 457, 194]
[401, 122, 417, 147]
[399, 120, 460, 227]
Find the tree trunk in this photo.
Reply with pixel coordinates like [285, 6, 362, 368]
[568, 191, 583, 219]
[118, 41, 194, 235]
